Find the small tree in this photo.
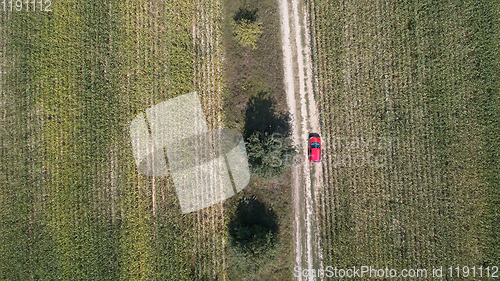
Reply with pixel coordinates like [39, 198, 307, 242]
[228, 196, 278, 256]
[232, 8, 262, 49]
[245, 131, 297, 178]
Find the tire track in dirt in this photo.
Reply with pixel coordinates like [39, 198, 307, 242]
[278, 0, 302, 277]
[301, 1, 325, 276]
[291, 0, 313, 275]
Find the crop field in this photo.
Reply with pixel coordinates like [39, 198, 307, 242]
[308, 0, 499, 273]
[0, 0, 230, 279]
[0, 0, 292, 279]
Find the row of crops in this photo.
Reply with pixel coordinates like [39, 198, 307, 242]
[307, 0, 499, 271]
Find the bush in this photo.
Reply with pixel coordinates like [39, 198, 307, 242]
[245, 131, 297, 178]
[232, 8, 262, 49]
[228, 196, 277, 255]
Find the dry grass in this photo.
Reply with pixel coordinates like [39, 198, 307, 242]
[220, 0, 294, 279]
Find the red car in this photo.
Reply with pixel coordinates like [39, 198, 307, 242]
[308, 133, 321, 163]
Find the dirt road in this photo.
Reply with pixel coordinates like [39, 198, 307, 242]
[278, 0, 324, 279]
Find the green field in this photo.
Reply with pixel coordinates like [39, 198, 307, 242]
[308, 0, 500, 274]
[0, 0, 218, 279]
[0, 0, 292, 279]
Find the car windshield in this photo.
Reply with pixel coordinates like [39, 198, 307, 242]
[311, 142, 320, 148]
